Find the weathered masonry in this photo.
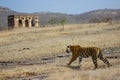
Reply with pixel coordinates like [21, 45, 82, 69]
[8, 15, 39, 28]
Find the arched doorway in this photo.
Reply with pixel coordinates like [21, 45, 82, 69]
[18, 20, 22, 27]
[25, 20, 29, 27]
[32, 19, 35, 27]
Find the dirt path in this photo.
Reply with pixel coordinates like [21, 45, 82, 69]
[0, 46, 120, 80]
[12, 55, 120, 80]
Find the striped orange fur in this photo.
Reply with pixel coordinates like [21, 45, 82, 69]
[66, 45, 110, 69]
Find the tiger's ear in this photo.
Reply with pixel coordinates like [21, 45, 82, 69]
[68, 45, 71, 47]
[67, 45, 70, 47]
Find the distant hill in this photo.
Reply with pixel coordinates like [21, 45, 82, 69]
[0, 6, 120, 29]
[75, 9, 120, 23]
[34, 9, 120, 25]
[0, 6, 17, 29]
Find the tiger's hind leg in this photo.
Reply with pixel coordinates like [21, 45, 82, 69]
[77, 56, 82, 67]
[99, 56, 110, 67]
[92, 56, 98, 69]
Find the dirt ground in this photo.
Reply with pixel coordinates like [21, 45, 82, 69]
[0, 23, 120, 80]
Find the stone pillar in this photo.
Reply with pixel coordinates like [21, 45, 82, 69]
[22, 19, 25, 27]
[34, 22, 39, 27]
[34, 18, 39, 27]
[14, 18, 19, 28]
[28, 18, 32, 28]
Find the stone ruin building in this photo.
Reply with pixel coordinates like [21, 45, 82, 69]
[8, 15, 39, 28]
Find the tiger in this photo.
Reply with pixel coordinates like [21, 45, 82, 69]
[66, 45, 110, 69]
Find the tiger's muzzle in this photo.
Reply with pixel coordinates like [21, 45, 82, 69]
[66, 48, 71, 53]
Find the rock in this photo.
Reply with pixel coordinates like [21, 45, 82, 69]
[42, 57, 50, 60]
[23, 48, 30, 50]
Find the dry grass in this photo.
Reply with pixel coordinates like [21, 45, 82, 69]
[48, 66, 120, 80]
[0, 23, 120, 79]
[0, 23, 119, 61]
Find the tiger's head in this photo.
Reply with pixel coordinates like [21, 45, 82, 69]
[66, 45, 81, 54]
[66, 45, 71, 53]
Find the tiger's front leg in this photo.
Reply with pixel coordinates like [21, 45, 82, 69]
[68, 56, 77, 65]
[79, 56, 82, 65]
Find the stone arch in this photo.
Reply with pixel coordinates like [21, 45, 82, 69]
[31, 19, 35, 27]
[19, 19, 22, 27]
[25, 19, 29, 27]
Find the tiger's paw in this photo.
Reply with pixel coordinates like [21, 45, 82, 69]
[67, 63, 71, 65]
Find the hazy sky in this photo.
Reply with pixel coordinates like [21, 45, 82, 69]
[0, 0, 120, 14]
